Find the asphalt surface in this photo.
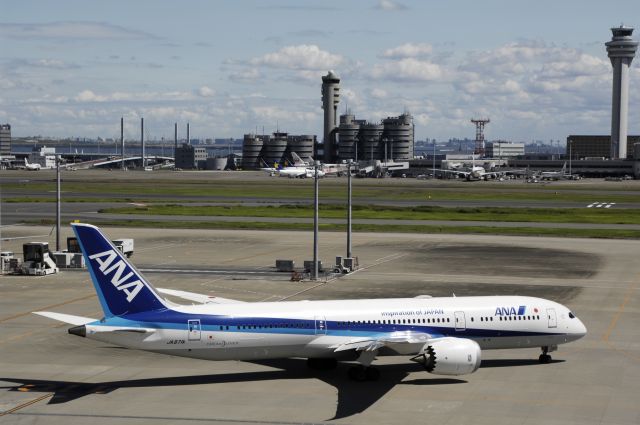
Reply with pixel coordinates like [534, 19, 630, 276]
[0, 226, 638, 424]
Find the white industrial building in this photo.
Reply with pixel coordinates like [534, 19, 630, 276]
[29, 146, 57, 168]
[485, 141, 524, 158]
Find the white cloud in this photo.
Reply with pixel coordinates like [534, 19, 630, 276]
[250, 105, 318, 123]
[73, 89, 195, 103]
[375, 0, 408, 11]
[381, 43, 432, 59]
[371, 58, 443, 82]
[197, 86, 216, 97]
[370, 88, 388, 99]
[0, 21, 160, 41]
[229, 68, 262, 83]
[250, 44, 343, 70]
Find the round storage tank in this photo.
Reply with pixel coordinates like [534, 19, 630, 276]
[206, 157, 228, 170]
[382, 114, 413, 161]
[262, 133, 288, 168]
[242, 134, 264, 170]
[338, 114, 360, 161]
[287, 135, 315, 162]
[359, 123, 383, 162]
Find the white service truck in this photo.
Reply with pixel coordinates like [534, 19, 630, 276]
[112, 238, 134, 258]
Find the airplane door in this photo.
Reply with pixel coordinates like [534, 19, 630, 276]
[454, 311, 466, 331]
[547, 308, 557, 328]
[188, 319, 201, 341]
[314, 316, 327, 335]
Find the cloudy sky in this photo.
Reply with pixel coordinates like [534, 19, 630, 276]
[2, 0, 640, 143]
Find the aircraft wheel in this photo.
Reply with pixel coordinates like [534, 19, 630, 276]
[365, 367, 380, 381]
[539, 354, 552, 364]
[348, 365, 367, 382]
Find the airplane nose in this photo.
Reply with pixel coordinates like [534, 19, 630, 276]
[575, 319, 587, 338]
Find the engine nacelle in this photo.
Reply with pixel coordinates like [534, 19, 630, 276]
[411, 338, 481, 376]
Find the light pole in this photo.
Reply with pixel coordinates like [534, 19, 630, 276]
[56, 155, 61, 251]
[313, 160, 319, 280]
[432, 139, 436, 178]
[347, 159, 352, 259]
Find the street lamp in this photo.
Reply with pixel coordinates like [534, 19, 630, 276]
[312, 160, 320, 280]
[346, 159, 353, 259]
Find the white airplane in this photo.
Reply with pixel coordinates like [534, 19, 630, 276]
[439, 156, 524, 181]
[538, 162, 579, 181]
[34, 223, 587, 381]
[278, 166, 326, 178]
[24, 158, 41, 171]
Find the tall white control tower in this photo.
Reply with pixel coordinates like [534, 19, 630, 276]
[606, 25, 638, 159]
[321, 70, 340, 162]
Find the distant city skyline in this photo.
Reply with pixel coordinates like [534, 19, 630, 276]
[2, 0, 640, 142]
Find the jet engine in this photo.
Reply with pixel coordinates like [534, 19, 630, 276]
[411, 337, 481, 376]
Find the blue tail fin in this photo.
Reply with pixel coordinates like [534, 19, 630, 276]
[72, 223, 168, 317]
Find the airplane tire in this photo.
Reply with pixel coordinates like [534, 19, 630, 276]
[348, 366, 367, 382]
[538, 354, 551, 364]
[365, 367, 380, 381]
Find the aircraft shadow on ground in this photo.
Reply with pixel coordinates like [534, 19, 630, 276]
[480, 358, 565, 368]
[0, 358, 466, 420]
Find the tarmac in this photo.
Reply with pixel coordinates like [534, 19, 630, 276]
[0, 226, 638, 424]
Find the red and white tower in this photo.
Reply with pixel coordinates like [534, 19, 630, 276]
[471, 118, 490, 157]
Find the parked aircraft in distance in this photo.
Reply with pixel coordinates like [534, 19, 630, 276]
[35, 223, 587, 381]
[24, 158, 41, 171]
[538, 162, 580, 180]
[261, 153, 328, 178]
[439, 156, 524, 181]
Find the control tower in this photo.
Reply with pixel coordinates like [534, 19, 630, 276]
[321, 70, 340, 162]
[606, 25, 638, 159]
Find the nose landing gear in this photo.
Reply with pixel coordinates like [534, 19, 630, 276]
[539, 345, 557, 363]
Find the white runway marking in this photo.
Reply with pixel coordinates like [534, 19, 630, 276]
[587, 202, 615, 208]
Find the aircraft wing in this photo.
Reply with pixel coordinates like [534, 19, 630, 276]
[438, 169, 471, 177]
[332, 330, 431, 354]
[33, 311, 96, 325]
[156, 288, 246, 304]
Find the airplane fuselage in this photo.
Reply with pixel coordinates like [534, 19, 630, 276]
[82, 295, 586, 362]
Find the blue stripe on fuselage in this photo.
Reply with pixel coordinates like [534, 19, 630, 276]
[91, 311, 563, 339]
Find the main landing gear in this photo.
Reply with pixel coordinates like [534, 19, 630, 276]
[348, 365, 380, 382]
[539, 346, 552, 364]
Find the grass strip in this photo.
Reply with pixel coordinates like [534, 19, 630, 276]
[7, 180, 640, 203]
[99, 203, 640, 225]
[27, 218, 640, 239]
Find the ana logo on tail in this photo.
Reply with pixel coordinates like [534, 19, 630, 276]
[88, 250, 144, 302]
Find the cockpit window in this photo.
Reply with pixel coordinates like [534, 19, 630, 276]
[568, 312, 575, 319]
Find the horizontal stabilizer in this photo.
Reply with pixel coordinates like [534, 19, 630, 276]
[33, 311, 96, 325]
[157, 288, 246, 304]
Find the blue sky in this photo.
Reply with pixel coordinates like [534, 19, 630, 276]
[2, 0, 640, 143]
